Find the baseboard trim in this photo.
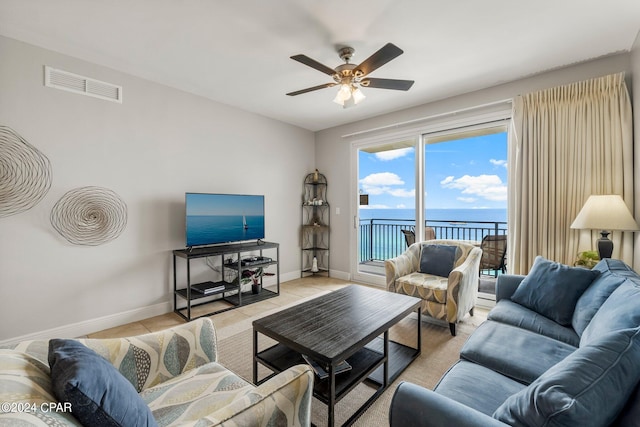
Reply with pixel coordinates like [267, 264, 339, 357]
[1, 270, 351, 346]
[329, 269, 351, 281]
[0, 302, 172, 346]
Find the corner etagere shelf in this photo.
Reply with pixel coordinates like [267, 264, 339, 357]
[301, 171, 330, 277]
[172, 241, 279, 321]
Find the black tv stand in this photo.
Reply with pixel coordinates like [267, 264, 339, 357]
[172, 241, 279, 321]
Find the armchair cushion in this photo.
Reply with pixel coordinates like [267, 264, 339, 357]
[493, 327, 640, 427]
[511, 256, 599, 325]
[419, 244, 460, 277]
[48, 339, 157, 427]
[141, 361, 254, 425]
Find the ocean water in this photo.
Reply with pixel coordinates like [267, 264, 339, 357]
[186, 214, 265, 246]
[358, 208, 507, 261]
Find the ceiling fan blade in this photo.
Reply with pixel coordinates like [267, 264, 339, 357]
[361, 78, 414, 91]
[286, 82, 336, 96]
[290, 54, 337, 76]
[355, 43, 404, 76]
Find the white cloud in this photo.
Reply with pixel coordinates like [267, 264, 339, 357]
[457, 197, 477, 203]
[359, 204, 390, 209]
[388, 188, 415, 198]
[440, 176, 454, 185]
[375, 147, 414, 161]
[359, 172, 414, 200]
[360, 172, 404, 187]
[490, 159, 507, 168]
[441, 174, 507, 202]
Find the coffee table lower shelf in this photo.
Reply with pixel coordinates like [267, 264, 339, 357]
[255, 337, 418, 405]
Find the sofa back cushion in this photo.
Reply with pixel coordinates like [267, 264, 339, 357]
[511, 256, 599, 325]
[580, 277, 640, 347]
[572, 259, 630, 336]
[493, 327, 640, 427]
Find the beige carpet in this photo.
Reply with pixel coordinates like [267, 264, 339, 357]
[217, 310, 485, 426]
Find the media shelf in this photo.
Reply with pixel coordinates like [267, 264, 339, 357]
[172, 241, 279, 321]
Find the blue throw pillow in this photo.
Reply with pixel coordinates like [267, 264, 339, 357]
[511, 256, 599, 325]
[571, 260, 628, 336]
[419, 244, 459, 277]
[48, 339, 157, 427]
[493, 327, 640, 427]
[580, 277, 640, 346]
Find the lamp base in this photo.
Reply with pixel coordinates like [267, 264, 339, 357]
[597, 231, 613, 259]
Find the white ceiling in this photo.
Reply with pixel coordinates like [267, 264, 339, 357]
[1, 0, 639, 131]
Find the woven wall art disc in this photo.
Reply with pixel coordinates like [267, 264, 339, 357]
[50, 186, 127, 245]
[0, 126, 52, 217]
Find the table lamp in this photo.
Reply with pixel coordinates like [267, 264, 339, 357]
[570, 195, 639, 259]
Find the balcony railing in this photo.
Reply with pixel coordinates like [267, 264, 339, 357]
[359, 218, 507, 263]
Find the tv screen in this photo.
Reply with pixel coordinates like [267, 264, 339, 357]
[185, 193, 265, 247]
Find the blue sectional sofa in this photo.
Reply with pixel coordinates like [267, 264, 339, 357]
[389, 257, 640, 427]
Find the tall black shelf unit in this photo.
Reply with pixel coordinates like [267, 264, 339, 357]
[301, 171, 330, 277]
[173, 241, 279, 321]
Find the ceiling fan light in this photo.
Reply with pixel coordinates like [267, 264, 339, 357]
[338, 84, 352, 99]
[352, 87, 366, 104]
[333, 84, 351, 105]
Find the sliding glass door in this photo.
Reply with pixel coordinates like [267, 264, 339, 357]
[350, 110, 511, 295]
[423, 123, 508, 303]
[352, 139, 418, 283]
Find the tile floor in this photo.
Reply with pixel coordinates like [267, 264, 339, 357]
[86, 276, 489, 340]
[87, 276, 354, 339]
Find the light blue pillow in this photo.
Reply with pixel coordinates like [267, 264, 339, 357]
[493, 327, 640, 427]
[48, 339, 157, 427]
[419, 244, 459, 277]
[511, 256, 599, 325]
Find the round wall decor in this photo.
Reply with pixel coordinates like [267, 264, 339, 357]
[50, 186, 127, 246]
[0, 126, 52, 217]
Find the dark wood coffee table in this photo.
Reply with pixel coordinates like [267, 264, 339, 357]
[252, 285, 421, 427]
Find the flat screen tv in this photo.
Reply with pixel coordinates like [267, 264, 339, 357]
[185, 193, 265, 247]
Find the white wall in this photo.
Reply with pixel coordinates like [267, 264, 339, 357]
[315, 52, 634, 277]
[0, 36, 315, 342]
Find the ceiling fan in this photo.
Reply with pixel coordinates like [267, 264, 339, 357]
[286, 43, 415, 107]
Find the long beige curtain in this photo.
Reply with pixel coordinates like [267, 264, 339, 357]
[508, 73, 634, 274]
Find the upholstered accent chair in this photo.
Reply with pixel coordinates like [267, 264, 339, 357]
[385, 239, 482, 336]
[1, 318, 313, 426]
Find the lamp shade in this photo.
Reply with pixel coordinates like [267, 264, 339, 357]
[570, 195, 639, 231]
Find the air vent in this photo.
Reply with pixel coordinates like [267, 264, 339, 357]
[44, 66, 122, 103]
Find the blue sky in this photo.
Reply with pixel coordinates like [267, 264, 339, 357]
[359, 132, 508, 210]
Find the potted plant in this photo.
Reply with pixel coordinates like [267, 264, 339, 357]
[241, 268, 265, 294]
[574, 250, 600, 269]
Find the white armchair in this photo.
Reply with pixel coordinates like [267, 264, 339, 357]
[385, 239, 482, 336]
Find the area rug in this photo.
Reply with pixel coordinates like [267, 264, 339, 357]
[217, 311, 485, 426]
